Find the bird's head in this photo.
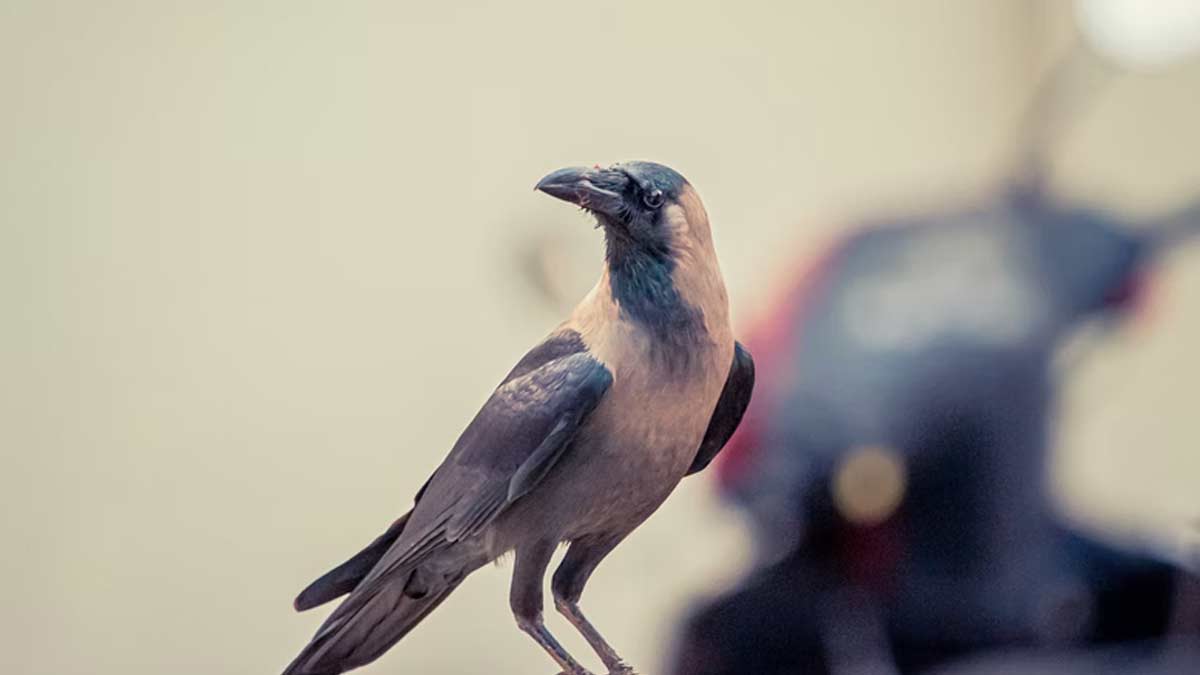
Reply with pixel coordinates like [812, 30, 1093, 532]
[535, 161, 711, 262]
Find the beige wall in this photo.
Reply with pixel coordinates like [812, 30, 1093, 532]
[1, 2, 1195, 674]
[1034, 1, 1200, 559]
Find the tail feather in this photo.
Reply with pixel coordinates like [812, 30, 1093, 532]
[283, 579, 462, 675]
[294, 513, 411, 612]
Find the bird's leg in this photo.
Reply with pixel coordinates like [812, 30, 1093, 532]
[553, 599, 632, 675]
[552, 538, 633, 675]
[511, 540, 595, 675]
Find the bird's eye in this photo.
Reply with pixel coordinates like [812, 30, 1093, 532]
[643, 189, 664, 209]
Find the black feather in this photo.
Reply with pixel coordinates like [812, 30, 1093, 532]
[687, 341, 755, 475]
[283, 581, 462, 675]
[293, 513, 411, 612]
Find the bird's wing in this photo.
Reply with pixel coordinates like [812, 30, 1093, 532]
[293, 476, 435, 612]
[687, 341, 755, 475]
[358, 330, 612, 589]
[293, 512, 411, 611]
[293, 332, 612, 613]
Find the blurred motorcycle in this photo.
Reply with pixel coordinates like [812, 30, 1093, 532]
[669, 186, 1199, 675]
[668, 2, 1200, 672]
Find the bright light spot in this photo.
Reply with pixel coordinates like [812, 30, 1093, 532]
[1076, 0, 1200, 69]
[833, 445, 907, 526]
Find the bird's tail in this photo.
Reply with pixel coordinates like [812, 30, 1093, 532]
[294, 513, 411, 612]
[282, 577, 463, 675]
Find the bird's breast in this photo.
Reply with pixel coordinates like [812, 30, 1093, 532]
[555, 267, 733, 506]
[574, 326, 731, 494]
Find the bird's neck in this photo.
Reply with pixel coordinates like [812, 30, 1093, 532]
[604, 238, 703, 341]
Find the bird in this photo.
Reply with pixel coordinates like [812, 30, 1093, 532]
[282, 160, 755, 675]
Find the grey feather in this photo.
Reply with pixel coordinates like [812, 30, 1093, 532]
[507, 414, 575, 501]
[284, 330, 612, 674]
[445, 488, 505, 542]
[293, 513, 411, 611]
[283, 580, 462, 675]
[357, 340, 611, 588]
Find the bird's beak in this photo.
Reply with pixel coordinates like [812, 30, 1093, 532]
[535, 166, 628, 217]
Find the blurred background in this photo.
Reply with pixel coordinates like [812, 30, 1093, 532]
[2, 1, 1198, 674]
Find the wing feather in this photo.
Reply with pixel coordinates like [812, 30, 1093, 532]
[687, 341, 755, 476]
[356, 334, 611, 590]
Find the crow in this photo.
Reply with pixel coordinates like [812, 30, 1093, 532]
[283, 161, 754, 675]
